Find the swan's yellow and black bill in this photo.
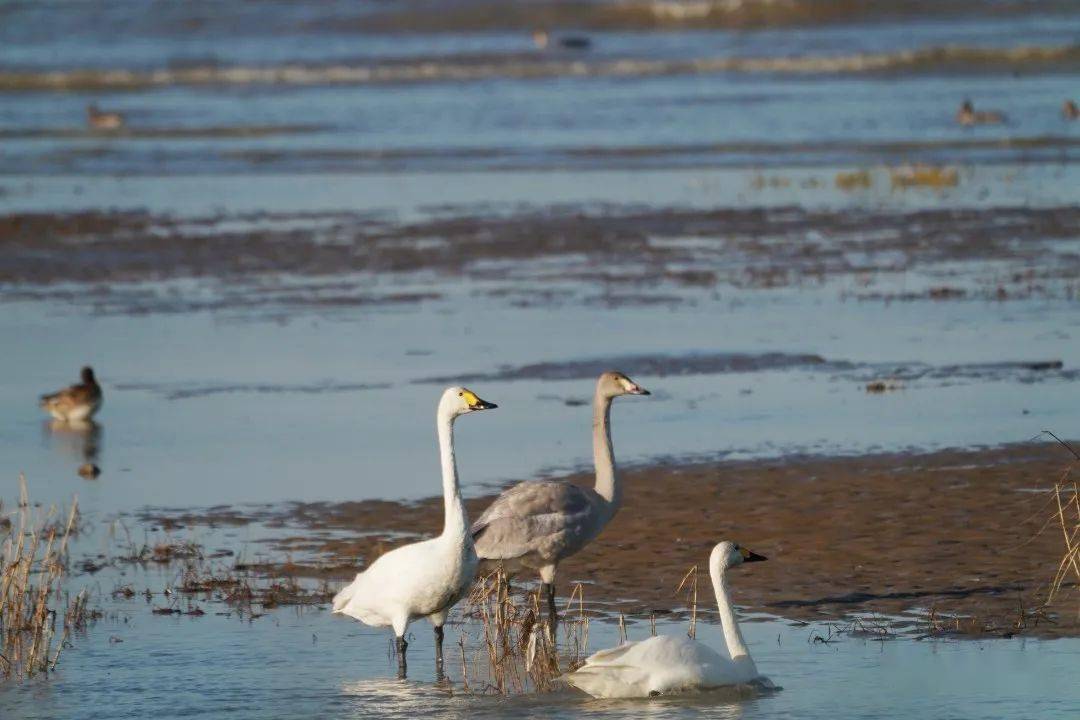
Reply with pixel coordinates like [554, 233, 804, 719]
[462, 389, 497, 411]
[740, 547, 767, 562]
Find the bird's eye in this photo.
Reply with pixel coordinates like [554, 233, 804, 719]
[458, 392, 463, 397]
[733, 544, 740, 550]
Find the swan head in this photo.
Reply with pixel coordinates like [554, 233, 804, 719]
[597, 371, 650, 399]
[440, 386, 498, 418]
[711, 541, 767, 572]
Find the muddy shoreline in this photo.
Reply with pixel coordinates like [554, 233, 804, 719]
[141, 442, 1080, 638]
[4, 204, 1079, 315]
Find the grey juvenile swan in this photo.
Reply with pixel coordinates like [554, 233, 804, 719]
[471, 371, 650, 629]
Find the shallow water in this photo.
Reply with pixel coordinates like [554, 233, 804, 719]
[3, 1, 1080, 717]
[3, 4, 1080, 176]
[1, 601, 1077, 720]
[3, 277, 1078, 515]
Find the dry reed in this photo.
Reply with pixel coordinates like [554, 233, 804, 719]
[459, 569, 590, 695]
[1044, 435, 1079, 606]
[675, 564, 699, 639]
[0, 474, 83, 680]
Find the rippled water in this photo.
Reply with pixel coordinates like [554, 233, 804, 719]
[2, 2, 1080, 175]
[3, 1, 1080, 717]
[1, 602, 1077, 719]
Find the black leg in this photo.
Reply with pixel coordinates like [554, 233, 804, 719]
[434, 625, 444, 670]
[543, 582, 558, 640]
[395, 635, 408, 678]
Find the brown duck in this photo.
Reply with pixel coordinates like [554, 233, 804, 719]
[40, 366, 103, 422]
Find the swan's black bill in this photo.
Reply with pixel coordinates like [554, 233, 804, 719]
[629, 386, 651, 396]
[470, 399, 498, 410]
[744, 550, 767, 563]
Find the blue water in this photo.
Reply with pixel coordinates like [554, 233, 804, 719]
[1, 605, 1077, 719]
[3, 1, 1080, 717]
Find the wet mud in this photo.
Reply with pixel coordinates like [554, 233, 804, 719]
[3, 205, 1079, 313]
[142, 442, 1080, 638]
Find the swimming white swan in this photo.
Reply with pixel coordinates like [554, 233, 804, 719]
[40, 366, 103, 422]
[332, 386, 497, 675]
[565, 541, 771, 698]
[471, 371, 649, 630]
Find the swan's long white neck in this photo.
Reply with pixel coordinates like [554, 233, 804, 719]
[592, 390, 620, 511]
[710, 562, 751, 661]
[436, 406, 468, 542]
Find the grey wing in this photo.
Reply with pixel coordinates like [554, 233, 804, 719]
[471, 480, 599, 561]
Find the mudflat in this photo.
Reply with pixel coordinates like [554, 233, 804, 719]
[149, 442, 1079, 637]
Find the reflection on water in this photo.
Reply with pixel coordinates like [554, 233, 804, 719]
[336, 677, 757, 719]
[339, 678, 457, 717]
[0, 564, 1076, 719]
[45, 418, 102, 466]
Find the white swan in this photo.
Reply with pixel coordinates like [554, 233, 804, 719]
[471, 371, 649, 629]
[332, 386, 497, 675]
[565, 541, 771, 698]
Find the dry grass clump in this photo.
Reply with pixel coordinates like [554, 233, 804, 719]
[458, 569, 590, 695]
[918, 598, 1052, 639]
[918, 434, 1080, 638]
[0, 475, 85, 680]
[134, 555, 335, 619]
[889, 164, 959, 189]
[1044, 437, 1079, 606]
[835, 169, 872, 191]
[113, 535, 203, 565]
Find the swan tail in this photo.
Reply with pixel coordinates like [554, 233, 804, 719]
[564, 664, 649, 699]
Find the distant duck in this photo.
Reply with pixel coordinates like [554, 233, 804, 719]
[40, 366, 103, 422]
[1064, 100, 1079, 120]
[532, 30, 592, 51]
[86, 103, 124, 131]
[956, 99, 1005, 126]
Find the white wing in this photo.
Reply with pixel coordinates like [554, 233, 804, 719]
[565, 635, 745, 698]
[332, 536, 475, 630]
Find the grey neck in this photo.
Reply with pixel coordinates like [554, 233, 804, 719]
[592, 390, 620, 510]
